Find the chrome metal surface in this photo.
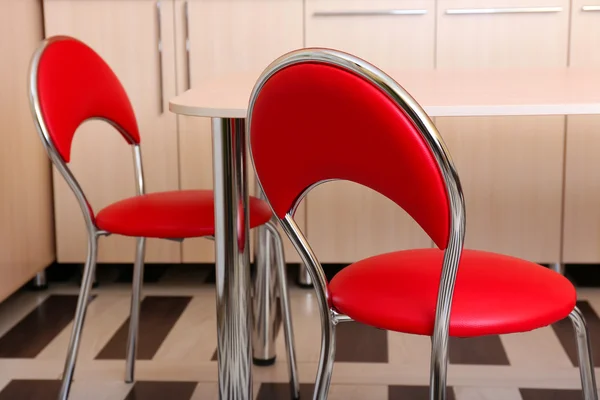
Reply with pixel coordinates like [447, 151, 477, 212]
[32, 271, 47, 288]
[247, 48, 466, 400]
[184, 1, 191, 90]
[156, 0, 164, 114]
[446, 6, 562, 14]
[265, 222, 300, 398]
[313, 9, 427, 17]
[212, 117, 253, 399]
[251, 215, 280, 363]
[280, 215, 335, 400]
[125, 237, 146, 383]
[582, 5, 600, 11]
[252, 183, 281, 363]
[332, 311, 353, 324]
[549, 262, 565, 275]
[132, 145, 145, 196]
[58, 232, 100, 400]
[570, 307, 599, 400]
[297, 263, 313, 286]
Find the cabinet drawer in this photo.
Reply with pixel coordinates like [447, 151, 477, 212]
[437, 0, 569, 68]
[570, 0, 600, 67]
[305, 0, 435, 70]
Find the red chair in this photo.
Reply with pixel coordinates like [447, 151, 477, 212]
[29, 36, 299, 400]
[247, 48, 598, 400]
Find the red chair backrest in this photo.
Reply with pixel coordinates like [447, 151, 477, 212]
[249, 56, 452, 249]
[32, 36, 140, 163]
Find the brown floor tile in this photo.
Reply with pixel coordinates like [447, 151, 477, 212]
[0, 295, 81, 358]
[96, 296, 191, 360]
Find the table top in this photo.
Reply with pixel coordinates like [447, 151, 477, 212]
[169, 68, 600, 119]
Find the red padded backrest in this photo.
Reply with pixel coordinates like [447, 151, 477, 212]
[250, 63, 451, 249]
[35, 37, 140, 162]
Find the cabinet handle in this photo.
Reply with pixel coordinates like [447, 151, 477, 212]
[313, 9, 428, 17]
[184, 1, 191, 90]
[445, 6, 562, 15]
[156, 0, 164, 114]
[582, 5, 600, 11]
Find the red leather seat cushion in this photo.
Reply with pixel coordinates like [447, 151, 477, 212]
[95, 190, 272, 238]
[329, 249, 576, 337]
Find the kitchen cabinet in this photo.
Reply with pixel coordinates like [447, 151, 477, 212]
[174, 0, 305, 262]
[0, 0, 54, 301]
[562, 0, 600, 263]
[304, 0, 435, 263]
[43, 0, 181, 263]
[435, 0, 569, 262]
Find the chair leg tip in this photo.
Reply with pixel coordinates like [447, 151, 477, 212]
[253, 356, 276, 366]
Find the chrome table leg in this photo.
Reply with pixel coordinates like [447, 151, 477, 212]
[212, 117, 253, 399]
[252, 185, 281, 365]
[32, 271, 48, 290]
[297, 263, 313, 287]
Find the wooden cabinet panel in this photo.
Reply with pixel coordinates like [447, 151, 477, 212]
[305, 0, 436, 70]
[303, 0, 435, 262]
[0, 0, 55, 301]
[436, 0, 568, 262]
[44, 0, 181, 263]
[562, 0, 600, 263]
[563, 116, 600, 263]
[436, 116, 564, 262]
[175, 0, 305, 262]
[569, 0, 600, 68]
[437, 0, 569, 68]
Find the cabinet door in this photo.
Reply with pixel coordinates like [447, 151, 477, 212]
[0, 0, 54, 301]
[435, 0, 569, 262]
[303, 0, 435, 263]
[562, 0, 600, 263]
[437, 0, 569, 68]
[44, 0, 181, 263]
[175, 0, 305, 262]
[305, 0, 436, 70]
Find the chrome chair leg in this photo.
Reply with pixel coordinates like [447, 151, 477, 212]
[266, 222, 300, 398]
[314, 316, 336, 400]
[430, 333, 450, 400]
[569, 307, 599, 400]
[125, 237, 146, 383]
[58, 234, 99, 400]
[252, 222, 280, 365]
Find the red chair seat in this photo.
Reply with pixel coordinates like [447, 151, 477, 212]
[95, 189, 273, 238]
[329, 249, 576, 337]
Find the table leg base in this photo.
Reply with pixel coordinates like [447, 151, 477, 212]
[253, 356, 277, 366]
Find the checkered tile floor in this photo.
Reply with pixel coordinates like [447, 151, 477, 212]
[0, 264, 598, 399]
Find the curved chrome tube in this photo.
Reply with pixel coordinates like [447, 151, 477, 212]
[569, 307, 599, 400]
[247, 48, 466, 399]
[264, 222, 300, 398]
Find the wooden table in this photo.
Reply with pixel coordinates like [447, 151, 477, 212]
[169, 67, 600, 399]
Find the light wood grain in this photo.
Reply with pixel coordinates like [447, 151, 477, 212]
[170, 68, 600, 119]
[303, 1, 435, 261]
[569, 0, 600, 67]
[435, 0, 569, 262]
[436, 116, 564, 262]
[562, 0, 600, 263]
[305, 0, 435, 71]
[437, 0, 570, 68]
[175, 0, 305, 262]
[0, 0, 55, 302]
[44, 0, 181, 263]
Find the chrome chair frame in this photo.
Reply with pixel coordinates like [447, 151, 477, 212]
[29, 36, 299, 400]
[247, 48, 598, 400]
